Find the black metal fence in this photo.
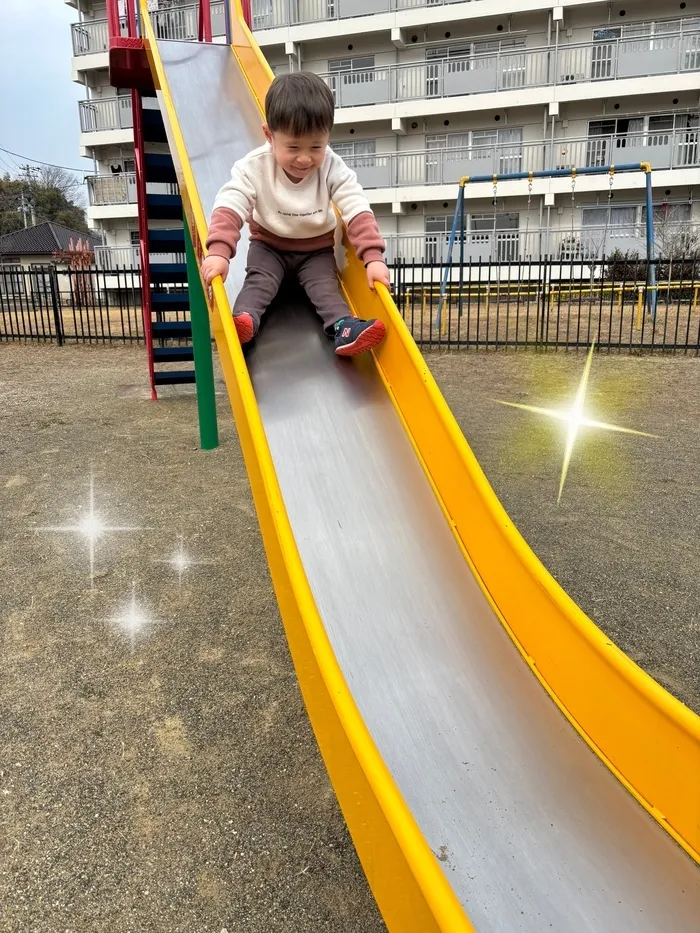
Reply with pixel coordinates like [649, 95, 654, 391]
[394, 257, 700, 353]
[3, 259, 700, 354]
[0, 265, 143, 345]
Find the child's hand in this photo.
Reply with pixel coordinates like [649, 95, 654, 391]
[366, 260, 391, 292]
[201, 254, 229, 287]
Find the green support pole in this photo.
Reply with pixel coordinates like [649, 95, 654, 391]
[183, 214, 219, 450]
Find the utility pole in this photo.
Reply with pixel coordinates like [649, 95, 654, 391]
[19, 190, 28, 228]
[18, 164, 38, 227]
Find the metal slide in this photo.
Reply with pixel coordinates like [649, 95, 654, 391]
[140, 4, 700, 930]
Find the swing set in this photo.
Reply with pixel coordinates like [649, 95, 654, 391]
[436, 162, 657, 331]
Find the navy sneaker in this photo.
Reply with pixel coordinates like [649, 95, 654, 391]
[334, 316, 386, 357]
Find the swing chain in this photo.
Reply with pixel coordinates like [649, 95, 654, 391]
[569, 169, 577, 259]
[523, 173, 534, 258]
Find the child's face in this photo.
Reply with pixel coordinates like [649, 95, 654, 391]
[263, 125, 329, 181]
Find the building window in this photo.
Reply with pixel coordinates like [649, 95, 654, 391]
[328, 56, 375, 103]
[643, 202, 692, 225]
[586, 113, 699, 167]
[426, 212, 520, 262]
[594, 18, 700, 41]
[329, 55, 374, 73]
[331, 139, 377, 167]
[582, 206, 637, 237]
[425, 128, 523, 179]
[426, 38, 526, 96]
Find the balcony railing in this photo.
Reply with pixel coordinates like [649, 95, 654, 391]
[94, 245, 186, 271]
[79, 97, 134, 133]
[94, 246, 141, 270]
[87, 174, 180, 207]
[341, 130, 700, 190]
[87, 174, 138, 206]
[151, 2, 226, 39]
[384, 224, 700, 264]
[252, 0, 477, 30]
[72, 4, 225, 56]
[78, 96, 161, 134]
[322, 31, 700, 109]
[71, 17, 127, 55]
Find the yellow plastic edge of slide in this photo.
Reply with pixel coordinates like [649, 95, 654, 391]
[340, 244, 700, 864]
[139, 3, 476, 930]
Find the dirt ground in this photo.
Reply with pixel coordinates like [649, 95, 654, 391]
[1, 343, 699, 931]
[0, 345, 384, 933]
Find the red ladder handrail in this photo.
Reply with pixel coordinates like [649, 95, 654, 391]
[199, 0, 213, 41]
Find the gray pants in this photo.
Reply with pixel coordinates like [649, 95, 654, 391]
[232, 240, 350, 333]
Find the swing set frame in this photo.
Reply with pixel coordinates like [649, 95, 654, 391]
[436, 162, 657, 331]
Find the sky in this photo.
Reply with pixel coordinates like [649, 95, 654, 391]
[0, 0, 87, 178]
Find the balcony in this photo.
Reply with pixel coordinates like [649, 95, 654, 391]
[94, 245, 186, 271]
[252, 0, 478, 30]
[79, 97, 135, 133]
[323, 31, 700, 111]
[87, 174, 138, 207]
[94, 246, 141, 271]
[72, 18, 113, 56]
[86, 174, 180, 207]
[342, 130, 700, 192]
[384, 223, 696, 264]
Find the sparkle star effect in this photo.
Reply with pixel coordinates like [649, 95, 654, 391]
[153, 534, 214, 587]
[110, 583, 155, 651]
[37, 473, 145, 586]
[494, 342, 657, 504]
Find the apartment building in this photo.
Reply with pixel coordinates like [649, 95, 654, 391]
[67, 0, 700, 267]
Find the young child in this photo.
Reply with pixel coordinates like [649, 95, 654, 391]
[201, 71, 391, 357]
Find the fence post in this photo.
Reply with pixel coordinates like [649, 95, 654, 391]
[49, 267, 64, 346]
[183, 215, 219, 451]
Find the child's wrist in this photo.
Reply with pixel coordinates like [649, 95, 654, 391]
[207, 242, 233, 261]
[364, 255, 386, 268]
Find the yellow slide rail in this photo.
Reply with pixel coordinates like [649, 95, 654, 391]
[140, 0, 700, 927]
[217, 2, 700, 865]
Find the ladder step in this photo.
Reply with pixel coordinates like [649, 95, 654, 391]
[151, 291, 189, 312]
[146, 193, 182, 220]
[150, 262, 187, 283]
[152, 320, 192, 337]
[142, 107, 167, 143]
[154, 370, 196, 386]
[148, 228, 184, 252]
[144, 153, 177, 184]
[153, 346, 194, 363]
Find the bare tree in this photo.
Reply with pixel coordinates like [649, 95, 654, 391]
[656, 220, 700, 261]
[36, 166, 86, 208]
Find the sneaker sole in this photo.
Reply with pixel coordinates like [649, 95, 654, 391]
[335, 320, 386, 357]
[234, 313, 256, 344]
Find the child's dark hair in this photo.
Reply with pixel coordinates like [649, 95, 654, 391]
[265, 72, 335, 137]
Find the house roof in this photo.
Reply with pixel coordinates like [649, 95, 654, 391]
[0, 221, 102, 256]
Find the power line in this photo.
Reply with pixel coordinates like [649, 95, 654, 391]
[0, 145, 89, 175]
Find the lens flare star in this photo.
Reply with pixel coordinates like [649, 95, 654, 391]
[154, 534, 214, 587]
[37, 473, 146, 585]
[110, 583, 155, 651]
[495, 342, 657, 503]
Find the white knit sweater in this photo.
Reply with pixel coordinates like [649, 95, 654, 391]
[212, 143, 373, 240]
